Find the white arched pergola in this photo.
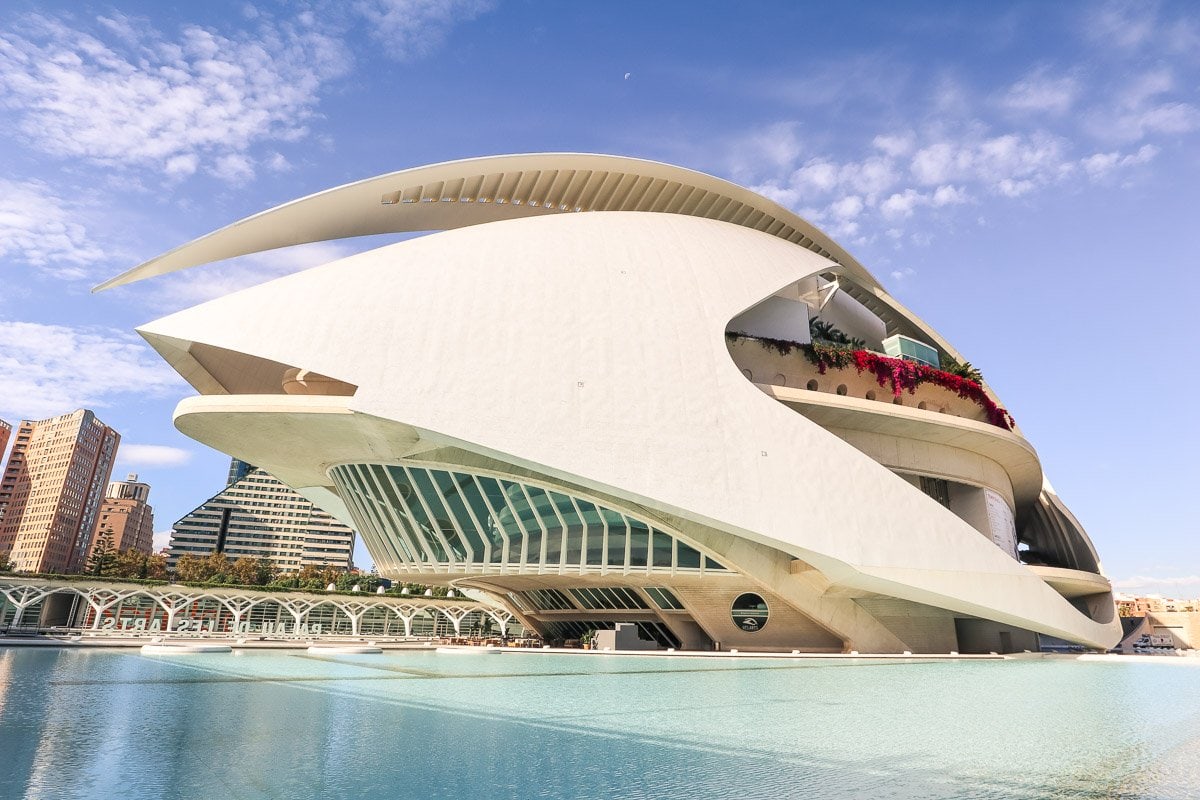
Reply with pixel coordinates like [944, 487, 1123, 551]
[0, 577, 512, 641]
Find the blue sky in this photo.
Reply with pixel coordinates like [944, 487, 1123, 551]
[0, 1, 1197, 595]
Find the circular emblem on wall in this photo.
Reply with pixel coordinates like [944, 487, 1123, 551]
[731, 592, 768, 633]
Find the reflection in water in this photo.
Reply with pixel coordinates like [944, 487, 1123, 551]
[0, 650, 1198, 799]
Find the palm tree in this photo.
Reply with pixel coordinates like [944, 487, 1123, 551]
[809, 318, 838, 341]
[939, 354, 984, 383]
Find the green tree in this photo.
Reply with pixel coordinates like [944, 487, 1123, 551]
[201, 552, 230, 583]
[87, 529, 117, 576]
[174, 551, 232, 583]
[229, 557, 262, 586]
[296, 564, 327, 590]
[809, 318, 838, 342]
[111, 548, 148, 579]
[144, 553, 169, 581]
[253, 558, 277, 586]
[175, 553, 214, 582]
[335, 570, 381, 592]
[809, 317, 866, 350]
[268, 575, 300, 590]
[939, 353, 984, 383]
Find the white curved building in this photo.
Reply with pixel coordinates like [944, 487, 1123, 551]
[100, 154, 1120, 653]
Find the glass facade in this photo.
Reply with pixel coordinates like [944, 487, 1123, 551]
[567, 587, 648, 610]
[882, 334, 940, 368]
[330, 463, 726, 576]
[645, 586, 685, 610]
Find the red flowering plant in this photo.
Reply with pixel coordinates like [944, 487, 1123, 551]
[801, 342, 1015, 430]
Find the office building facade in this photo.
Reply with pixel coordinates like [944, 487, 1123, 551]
[90, 473, 156, 556]
[167, 459, 354, 573]
[0, 410, 120, 573]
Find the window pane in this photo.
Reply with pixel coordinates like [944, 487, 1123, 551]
[435, 470, 489, 563]
[606, 514, 627, 567]
[676, 541, 702, 569]
[651, 528, 673, 568]
[577, 499, 604, 566]
[409, 468, 467, 562]
[628, 520, 649, 567]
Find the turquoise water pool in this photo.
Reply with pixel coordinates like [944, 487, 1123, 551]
[0, 648, 1197, 799]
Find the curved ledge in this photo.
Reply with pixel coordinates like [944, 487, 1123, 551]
[172, 394, 426, 488]
[1026, 565, 1112, 599]
[756, 382, 1043, 507]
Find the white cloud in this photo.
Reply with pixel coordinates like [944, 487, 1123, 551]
[880, 189, 923, 219]
[909, 143, 960, 186]
[164, 153, 199, 178]
[0, 179, 108, 279]
[1120, 102, 1200, 139]
[931, 75, 971, 118]
[838, 157, 899, 198]
[210, 153, 255, 184]
[265, 152, 292, 172]
[909, 133, 1072, 196]
[1114, 574, 1200, 592]
[740, 117, 1161, 242]
[879, 185, 968, 220]
[792, 159, 840, 195]
[1086, 1, 1158, 50]
[931, 184, 969, 206]
[829, 195, 864, 220]
[1081, 144, 1159, 178]
[752, 154, 899, 210]
[889, 267, 916, 282]
[95, 13, 140, 45]
[117, 444, 193, 467]
[726, 15, 1200, 247]
[873, 133, 915, 158]
[1001, 68, 1078, 115]
[152, 529, 173, 552]
[730, 121, 804, 180]
[0, 13, 350, 181]
[996, 178, 1035, 198]
[0, 321, 185, 421]
[1088, 69, 1200, 142]
[1117, 69, 1174, 110]
[354, 0, 495, 60]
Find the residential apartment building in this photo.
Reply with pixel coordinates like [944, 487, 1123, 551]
[0, 420, 11, 463]
[1115, 594, 1200, 650]
[1117, 595, 1199, 615]
[89, 473, 155, 556]
[0, 410, 120, 573]
[167, 459, 354, 573]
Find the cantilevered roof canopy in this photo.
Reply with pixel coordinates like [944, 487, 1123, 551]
[95, 152, 878, 292]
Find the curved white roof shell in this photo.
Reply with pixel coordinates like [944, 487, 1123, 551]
[134, 211, 1119, 650]
[97, 152, 878, 292]
[98, 152, 980, 373]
